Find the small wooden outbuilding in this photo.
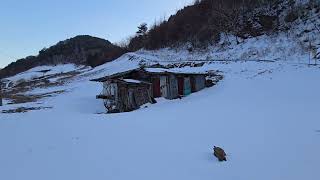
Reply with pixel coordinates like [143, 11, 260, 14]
[147, 73, 179, 100]
[95, 78, 153, 113]
[144, 68, 207, 99]
[91, 67, 208, 113]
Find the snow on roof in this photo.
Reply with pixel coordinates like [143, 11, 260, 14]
[122, 79, 142, 84]
[91, 67, 210, 82]
[90, 68, 141, 82]
[144, 68, 208, 75]
[144, 68, 167, 73]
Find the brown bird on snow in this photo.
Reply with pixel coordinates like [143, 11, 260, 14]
[213, 146, 227, 162]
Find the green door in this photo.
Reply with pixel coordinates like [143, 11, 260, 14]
[184, 77, 191, 96]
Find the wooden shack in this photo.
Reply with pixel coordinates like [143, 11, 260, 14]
[144, 68, 207, 99]
[95, 78, 153, 113]
[146, 73, 179, 100]
[91, 67, 208, 113]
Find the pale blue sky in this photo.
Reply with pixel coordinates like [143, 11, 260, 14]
[0, 0, 193, 68]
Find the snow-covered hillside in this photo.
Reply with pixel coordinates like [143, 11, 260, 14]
[1, 8, 320, 176]
[1, 46, 320, 180]
[4, 64, 89, 87]
[1, 1, 320, 179]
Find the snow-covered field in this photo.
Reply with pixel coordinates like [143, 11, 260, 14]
[1, 1, 319, 178]
[0, 52, 320, 180]
[1, 1, 319, 179]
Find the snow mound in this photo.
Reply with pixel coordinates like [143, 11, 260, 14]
[0, 58, 320, 180]
[4, 64, 88, 87]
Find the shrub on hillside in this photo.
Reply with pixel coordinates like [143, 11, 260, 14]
[285, 10, 299, 23]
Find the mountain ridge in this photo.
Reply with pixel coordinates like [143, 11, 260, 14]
[0, 35, 126, 79]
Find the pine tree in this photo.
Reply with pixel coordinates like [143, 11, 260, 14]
[136, 23, 148, 36]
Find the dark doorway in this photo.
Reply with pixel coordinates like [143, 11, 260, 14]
[152, 78, 161, 98]
[190, 76, 196, 93]
[178, 77, 184, 96]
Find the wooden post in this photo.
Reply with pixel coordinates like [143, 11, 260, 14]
[308, 35, 311, 66]
[0, 81, 2, 106]
[311, 48, 317, 65]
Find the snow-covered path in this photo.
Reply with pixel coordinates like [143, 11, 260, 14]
[0, 62, 319, 180]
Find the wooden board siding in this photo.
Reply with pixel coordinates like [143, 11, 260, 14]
[159, 75, 178, 99]
[117, 86, 128, 112]
[102, 82, 118, 110]
[103, 82, 117, 98]
[160, 76, 168, 98]
[184, 77, 192, 96]
[152, 77, 161, 98]
[168, 75, 178, 99]
[101, 81, 152, 113]
[178, 77, 184, 96]
[120, 85, 152, 112]
[128, 90, 137, 110]
[194, 75, 206, 92]
[190, 76, 196, 93]
[133, 87, 152, 106]
[190, 75, 206, 92]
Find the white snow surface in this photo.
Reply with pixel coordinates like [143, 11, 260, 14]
[4, 64, 88, 87]
[1, 57, 320, 180]
[1, 30, 320, 180]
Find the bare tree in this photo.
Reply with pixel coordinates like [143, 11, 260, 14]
[209, 0, 245, 44]
[115, 37, 131, 50]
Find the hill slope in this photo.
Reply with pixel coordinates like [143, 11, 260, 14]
[0, 1, 319, 179]
[129, 0, 320, 51]
[0, 35, 126, 79]
[0, 52, 320, 180]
